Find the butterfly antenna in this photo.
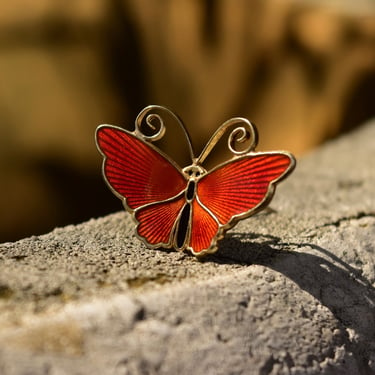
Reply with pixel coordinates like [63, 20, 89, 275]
[135, 105, 195, 161]
[196, 117, 259, 164]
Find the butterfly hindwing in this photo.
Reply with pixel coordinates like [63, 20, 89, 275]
[135, 196, 186, 247]
[188, 199, 219, 254]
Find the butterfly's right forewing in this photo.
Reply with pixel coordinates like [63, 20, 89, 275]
[197, 153, 295, 226]
[186, 153, 295, 255]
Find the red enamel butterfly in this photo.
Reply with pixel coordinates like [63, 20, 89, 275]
[96, 105, 296, 257]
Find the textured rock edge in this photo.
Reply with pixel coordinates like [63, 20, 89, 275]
[0, 120, 374, 374]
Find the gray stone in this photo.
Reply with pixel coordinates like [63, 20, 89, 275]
[0, 120, 374, 374]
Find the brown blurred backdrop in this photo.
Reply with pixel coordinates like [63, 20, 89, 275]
[0, 0, 374, 242]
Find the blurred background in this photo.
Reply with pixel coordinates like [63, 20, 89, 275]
[0, 0, 374, 243]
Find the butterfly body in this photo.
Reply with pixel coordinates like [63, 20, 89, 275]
[96, 106, 296, 257]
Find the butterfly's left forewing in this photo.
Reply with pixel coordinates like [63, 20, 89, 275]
[96, 125, 188, 248]
[189, 152, 295, 255]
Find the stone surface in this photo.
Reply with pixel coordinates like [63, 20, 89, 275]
[2, 0, 375, 243]
[0, 120, 375, 374]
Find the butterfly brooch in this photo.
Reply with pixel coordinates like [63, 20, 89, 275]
[96, 105, 296, 257]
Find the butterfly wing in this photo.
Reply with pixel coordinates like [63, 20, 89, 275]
[189, 152, 295, 255]
[188, 199, 219, 254]
[96, 126, 294, 255]
[135, 196, 186, 246]
[96, 125, 187, 247]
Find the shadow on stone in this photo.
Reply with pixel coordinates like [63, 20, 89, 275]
[204, 233, 375, 371]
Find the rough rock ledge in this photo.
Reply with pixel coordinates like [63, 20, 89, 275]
[0, 120, 374, 375]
